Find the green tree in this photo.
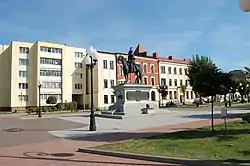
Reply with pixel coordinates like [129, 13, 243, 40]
[178, 85, 187, 105]
[46, 95, 57, 105]
[244, 67, 250, 73]
[217, 72, 234, 107]
[187, 54, 222, 132]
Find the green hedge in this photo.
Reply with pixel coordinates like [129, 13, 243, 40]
[26, 102, 78, 114]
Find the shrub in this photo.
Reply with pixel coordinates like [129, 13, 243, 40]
[26, 106, 38, 114]
[43, 106, 51, 112]
[242, 113, 250, 123]
[46, 96, 57, 105]
[55, 102, 77, 111]
[55, 103, 65, 110]
[65, 102, 77, 111]
[166, 101, 177, 107]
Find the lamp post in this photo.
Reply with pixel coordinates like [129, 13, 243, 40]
[37, 80, 43, 118]
[239, 0, 250, 12]
[246, 84, 250, 102]
[228, 87, 232, 107]
[83, 46, 98, 131]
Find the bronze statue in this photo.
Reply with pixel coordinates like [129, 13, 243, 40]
[117, 47, 143, 83]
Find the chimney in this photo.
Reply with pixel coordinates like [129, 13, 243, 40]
[153, 52, 159, 59]
[168, 56, 173, 60]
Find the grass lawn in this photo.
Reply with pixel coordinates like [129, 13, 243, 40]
[94, 121, 250, 161]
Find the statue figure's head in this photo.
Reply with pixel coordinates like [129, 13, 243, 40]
[117, 55, 123, 62]
[130, 47, 132, 50]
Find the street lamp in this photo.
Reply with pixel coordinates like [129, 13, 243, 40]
[239, 0, 250, 12]
[83, 46, 99, 131]
[228, 87, 233, 107]
[37, 80, 43, 118]
[246, 84, 250, 102]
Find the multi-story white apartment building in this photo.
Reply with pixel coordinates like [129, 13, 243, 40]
[159, 56, 196, 103]
[86, 51, 117, 110]
[0, 41, 117, 111]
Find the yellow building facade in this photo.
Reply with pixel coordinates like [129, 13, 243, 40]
[0, 41, 116, 111]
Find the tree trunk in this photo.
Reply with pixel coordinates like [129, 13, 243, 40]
[211, 96, 215, 132]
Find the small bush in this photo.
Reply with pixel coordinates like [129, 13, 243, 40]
[166, 101, 177, 107]
[242, 113, 250, 123]
[55, 102, 77, 111]
[46, 96, 57, 105]
[55, 103, 65, 110]
[43, 106, 51, 112]
[26, 107, 38, 114]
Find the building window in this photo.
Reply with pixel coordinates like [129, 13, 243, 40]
[18, 95, 28, 101]
[103, 60, 107, 69]
[110, 60, 114, 69]
[174, 67, 177, 74]
[174, 79, 177, 86]
[169, 91, 172, 99]
[19, 83, 28, 89]
[110, 80, 115, 87]
[186, 80, 188, 86]
[185, 69, 188, 75]
[74, 84, 83, 89]
[42, 82, 61, 89]
[19, 71, 28, 77]
[174, 91, 177, 99]
[19, 47, 29, 54]
[180, 80, 183, 86]
[160, 66, 165, 74]
[179, 68, 182, 75]
[104, 79, 108, 88]
[19, 59, 29, 65]
[111, 95, 115, 103]
[186, 91, 189, 99]
[40, 46, 62, 54]
[151, 77, 155, 86]
[75, 52, 83, 58]
[104, 95, 108, 104]
[40, 69, 61, 76]
[150, 65, 154, 73]
[41, 58, 61, 65]
[41, 94, 61, 100]
[168, 67, 171, 74]
[144, 77, 148, 84]
[191, 91, 194, 99]
[169, 79, 172, 86]
[75, 73, 83, 79]
[75, 62, 83, 68]
[143, 64, 147, 73]
[161, 78, 166, 86]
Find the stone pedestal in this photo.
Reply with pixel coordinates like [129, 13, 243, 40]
[99, 83, 158, 118]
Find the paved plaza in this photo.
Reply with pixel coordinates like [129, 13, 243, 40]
[0, 108, 248, 165]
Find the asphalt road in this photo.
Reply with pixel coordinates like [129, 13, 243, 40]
[0, 117, 86, 147]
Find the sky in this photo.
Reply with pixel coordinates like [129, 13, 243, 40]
[0, 0, 249, 71]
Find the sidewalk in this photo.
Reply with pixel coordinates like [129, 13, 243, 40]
[0, 118, 239, 166]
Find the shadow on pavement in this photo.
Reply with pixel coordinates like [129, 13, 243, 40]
[64, 128, 250, 143]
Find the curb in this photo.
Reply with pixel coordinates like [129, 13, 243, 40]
[77, 148, 242, 166]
